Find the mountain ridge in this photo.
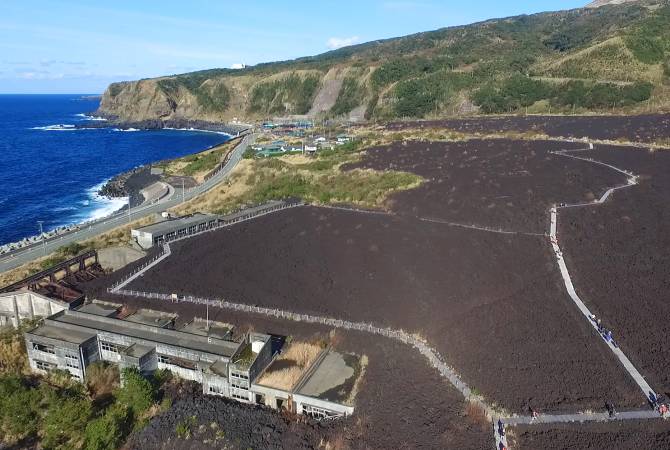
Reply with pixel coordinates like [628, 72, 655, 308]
[98, 0, 670, 123]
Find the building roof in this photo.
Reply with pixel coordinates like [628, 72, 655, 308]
[48, 310, 241, 359]
[134, 213, 220, 236]
[76, 302, 119, 317]
[123, 343, 154, 359]
[27, 324, 96, 345]
[296, 351, 361, 406]
[180, 319, 232, 340]
[124, 309, 176, 328]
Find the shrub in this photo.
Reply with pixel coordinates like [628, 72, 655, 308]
[42, 394, 92, 449]
[84, 405, 130, 450]
[86, 362, 120, 399]
[0, 376, 41, 440]
[116, 368, 155, 419]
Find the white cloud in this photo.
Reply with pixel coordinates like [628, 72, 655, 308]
[231, 63, 246, 69]
[326, 36, 360, 50]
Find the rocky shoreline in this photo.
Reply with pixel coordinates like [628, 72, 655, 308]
[98, 166, 160, 208]
[78, 116, 249, 135]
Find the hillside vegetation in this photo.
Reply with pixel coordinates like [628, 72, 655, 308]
[98, 0, 670, 122]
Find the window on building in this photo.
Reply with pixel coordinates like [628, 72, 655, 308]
[65, 359, 79, 369]
[157, 354, 170, 364]
[208, 386, 224, 395]
[230, 372, 249, 380]
[231, 382, 248, 390]
[231, 392, 247, 401]
[100, 342, 119, 353]
[35, 360, 54, 371]
[32, 343, 55, 354]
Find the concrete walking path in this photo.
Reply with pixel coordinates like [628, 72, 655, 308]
[548, 146, 656, 403]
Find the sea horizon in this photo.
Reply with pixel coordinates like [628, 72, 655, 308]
[0, 94, 228, 247]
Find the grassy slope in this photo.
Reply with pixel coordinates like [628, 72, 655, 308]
[100, 1, 670, 121]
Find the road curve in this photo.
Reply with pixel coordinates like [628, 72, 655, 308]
[0, 132, 256, 274]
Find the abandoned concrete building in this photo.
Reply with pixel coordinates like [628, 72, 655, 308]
[24, 307, 360, 419]
[130, 200, 299, 249]
[131, 213, 221, 249]
[0, 250, 102, 329]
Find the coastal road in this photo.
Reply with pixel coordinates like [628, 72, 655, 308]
[0, 132, 256, 275]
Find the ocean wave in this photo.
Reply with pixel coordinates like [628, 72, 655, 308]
[31, 124, 77, 131]
[113, 128, 140, 132]
[53, 206, 78, 212]
[164, 126, 232, 137]
[75, 113, 107, 121]
[81, 181, 128, 221]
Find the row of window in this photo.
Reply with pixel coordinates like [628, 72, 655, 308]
[100, 342, 119, 353]
[208, 385, 225, 395]
[32, 343, 55, 354]
[231, 372, 249, 380]
[231, 381, 248, 390]
[35, 360, 55, 371]
[231, 392, 248, 401]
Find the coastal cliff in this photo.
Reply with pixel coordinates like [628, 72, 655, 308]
[98, 0, 670, 122]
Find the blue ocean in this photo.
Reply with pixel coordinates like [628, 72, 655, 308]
[0, 94, 228, 246]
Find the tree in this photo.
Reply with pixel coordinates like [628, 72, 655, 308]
[116, 368, 155, 419]
[42, 395, 92, 450]
[0, 376, 41, 441]
[84, 405, 130, 450]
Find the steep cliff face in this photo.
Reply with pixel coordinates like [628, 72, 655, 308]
[100, 79, 172, 121]
[98, 0, 670, 123]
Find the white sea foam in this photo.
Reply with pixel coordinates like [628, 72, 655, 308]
[164, 126, 233, 137]
[75, 113, 107, 121]
[83, 181, 128, 221]
[31, 124, 77, 131]
[113, 128, 140, 132]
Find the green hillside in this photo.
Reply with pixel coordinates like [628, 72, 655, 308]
[98, 0, 670, 122]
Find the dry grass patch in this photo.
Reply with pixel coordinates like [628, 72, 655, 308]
[257, 341, 322, 390]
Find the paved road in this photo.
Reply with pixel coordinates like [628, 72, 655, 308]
[0, 132, 256, 274]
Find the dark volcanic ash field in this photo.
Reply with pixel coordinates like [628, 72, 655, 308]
[83, 131, 670, 449]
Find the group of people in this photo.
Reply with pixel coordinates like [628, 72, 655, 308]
[649, 392, 669, 417]
[496, 419, 507, 450]
[589, 315, 617, 347]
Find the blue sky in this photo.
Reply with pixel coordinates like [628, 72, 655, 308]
[0, 0, 586, 94]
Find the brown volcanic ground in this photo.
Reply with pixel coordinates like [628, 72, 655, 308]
[385, 115, 670, 143]
[344, 139, 626, 234]
[512, 420, 670, 449]
[88, 139, 653, 414]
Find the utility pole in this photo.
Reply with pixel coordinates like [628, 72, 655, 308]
[37, 221, 46, 256]
[182, 179, 185, 203]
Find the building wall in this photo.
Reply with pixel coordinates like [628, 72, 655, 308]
[292, 394, 355, 418]
[25, 334, 93, 382]
[202, 372, 230, 398]
[0, 292, 67, 328]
